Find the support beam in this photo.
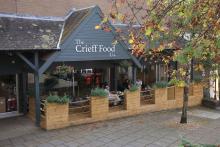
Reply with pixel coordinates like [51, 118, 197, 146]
[22, 73, 28, 114]
[132, 66, 137, 84]
[114, 65, 118, 91]
[16, 53, 36, 71]
[17, 73, 28, 114]
[39, 52, 59, 75]
[34, 52, 41, 126]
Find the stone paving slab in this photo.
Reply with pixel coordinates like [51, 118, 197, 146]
[187, 109, 220, 119]
[0, 107, 220, 147]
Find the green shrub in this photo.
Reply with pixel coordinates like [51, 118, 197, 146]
[129, 84, 139, 92]
[153, 81, 168, 89]
[46, 94, 69, 104]
[91, 88, 108, 97]
[193, 75, 203, 83]
[180, 138, 217, 147]
[168, 79, 186, 87]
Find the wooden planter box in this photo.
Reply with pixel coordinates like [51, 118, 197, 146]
[154, 88, 167, 109]
[188, 83, 203, 106]
[189, 84, 194, 96]
[90, 96, 109, 119]
[167, 86, 175, 100]
[28, 97, 35, 121]
[193, 83, 203, 97]
[175, 87, 184, 107]
[41, 103, 69, 130]
[124, 89, 140, 111]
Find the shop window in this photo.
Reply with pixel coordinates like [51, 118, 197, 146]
[0, 75, 17, 113]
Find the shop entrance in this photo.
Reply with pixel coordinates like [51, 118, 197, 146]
[0, 75, 20, 118]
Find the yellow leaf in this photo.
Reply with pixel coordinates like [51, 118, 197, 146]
[95, 25, 101, 30]
[129, 39, 134, 44]
[101, 17, 108, 23]
[145, 27, 152, 36]
[117, 13, 124, 21]
[146, 0, 153, 7]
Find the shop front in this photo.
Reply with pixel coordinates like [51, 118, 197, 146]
[0, 11, 64, 125]
[38, 6, 141, 104]
[0, 5, 205, 130]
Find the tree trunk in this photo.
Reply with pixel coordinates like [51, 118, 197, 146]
[180, 63, 191, 124]
[180, 85, 189, 123]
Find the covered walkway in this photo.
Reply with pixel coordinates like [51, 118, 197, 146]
[0, 116, 41, 141]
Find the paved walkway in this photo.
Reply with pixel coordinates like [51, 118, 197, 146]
[0, 107, 220, 147]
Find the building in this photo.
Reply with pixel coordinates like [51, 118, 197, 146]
[0, 5, 205, 130]
[0, 5, 142, 125]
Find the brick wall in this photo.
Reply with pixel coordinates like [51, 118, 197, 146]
[0, 0, 112, 16]
[0, 0, 16, 13]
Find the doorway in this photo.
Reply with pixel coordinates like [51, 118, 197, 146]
[0, 74, 20, 119]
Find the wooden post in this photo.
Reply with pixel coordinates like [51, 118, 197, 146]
[114, 65, 118, 91]
[132, 66, 137, 84]
[23, 73, 28, 114]
[34, 52, 41, 126]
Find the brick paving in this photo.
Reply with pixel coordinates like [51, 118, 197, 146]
[0, 107, 220, 147]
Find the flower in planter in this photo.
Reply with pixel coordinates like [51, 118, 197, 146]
[46, 95, 69, 104]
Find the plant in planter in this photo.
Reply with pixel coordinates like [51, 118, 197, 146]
[91, 88, 108, 97]
[42, 94, 70, 130]
[125, 84, 140, 110]
[129, 84, 139, 92]
[153, 81, 168, 89]
[153, 81, 168, 108]
[47, 94, 69, 104]
[90, 88, 109, 118]
[193, 75, 203, 84]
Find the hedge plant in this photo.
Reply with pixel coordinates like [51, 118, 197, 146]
[129, 84, 139, 92]
[193, 75, 203, 84]
[153, 81, 168, 89]
[91, 88, 108, 97]
[46, 94, 69, 104]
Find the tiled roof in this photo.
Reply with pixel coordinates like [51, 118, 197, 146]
[0, 13, 64, 50]
[60, 7, 93, 43]
[0, 6, 94, 51]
